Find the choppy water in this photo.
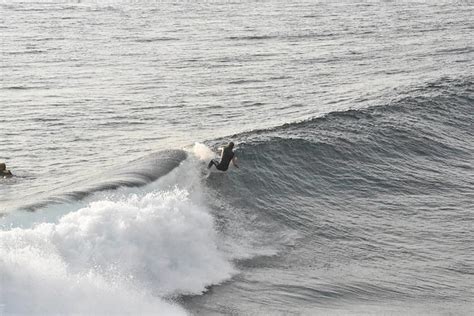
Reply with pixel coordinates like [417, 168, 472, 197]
[1, 1, 473, 315]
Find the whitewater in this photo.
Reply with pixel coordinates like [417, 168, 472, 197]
[1, 146, 240, 314]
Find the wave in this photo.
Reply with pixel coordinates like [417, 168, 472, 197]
[228, 76, 473, 142]
[0, 143, 289, 314]
[135, 37, 180, 43]
[0, 152, 238, 315]
[226, 35, 278, 41]
[1, 76, 471, 313]
[211, 76, 473, 229]
[17, 150, 187, 212]
[180, 77, 474, 312]
[228, 79, 265, 85]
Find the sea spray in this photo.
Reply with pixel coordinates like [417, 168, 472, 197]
[192, 142, 216, 162]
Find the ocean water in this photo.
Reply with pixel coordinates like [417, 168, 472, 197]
[1, 0, 473, 315]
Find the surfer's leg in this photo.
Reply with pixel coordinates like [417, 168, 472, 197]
[208, 159, 219, 169]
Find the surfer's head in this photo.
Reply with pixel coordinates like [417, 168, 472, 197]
[228, 142, 234, 149]
[0, 163, 5, 172]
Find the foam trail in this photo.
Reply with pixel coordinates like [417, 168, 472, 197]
[0, 158, 235, 314]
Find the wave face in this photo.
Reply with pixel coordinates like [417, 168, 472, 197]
[234, 77, 472, 205]
[185, 77, 474, 314]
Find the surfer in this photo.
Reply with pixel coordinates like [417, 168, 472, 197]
[208, 142, 239, 171]
[0, 162, 13, 178]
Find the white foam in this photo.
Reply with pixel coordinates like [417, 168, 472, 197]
[0, 157, 235, 314]
[0, 238, 185, 315]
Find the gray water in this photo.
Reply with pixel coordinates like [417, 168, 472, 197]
[1, 1, 473, 315]
[2, 0, 472, 211]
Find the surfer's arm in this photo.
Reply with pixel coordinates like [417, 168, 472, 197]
[232, 157, 239, 168]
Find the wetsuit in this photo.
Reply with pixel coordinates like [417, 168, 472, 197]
[1, 170, 13, 178]
[208, 147, 234, 171]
